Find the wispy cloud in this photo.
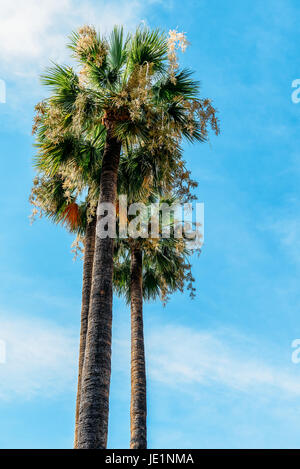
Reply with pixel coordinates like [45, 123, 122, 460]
[149, 325, 300, 397]
[260, 197, 300, 266]
[0, 0, 145, 76]
[266, 217, 300, 264]
[0, 312, 77, 400]
[0, 0, 148, 130]
[4, 310, 299, 405]
[114, 322, 300, 399]
[2, 309, 300, 449]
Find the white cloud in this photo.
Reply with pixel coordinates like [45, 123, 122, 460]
[0, 312, 77, 400]
[1, 308, 300, 407]
[148, 325, 300, 397]
[0, 0, 145, 76]
[0, 0, 148, 130]
[114, 322, 300, 399]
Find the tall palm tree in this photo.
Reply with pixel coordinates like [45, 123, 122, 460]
[73, 212, 95, 448]
[36, 24, 219, 448]
[30, 171, 96, 448]
[115, 137, 198, 450]
[72, 28, 174, 449]
[31, 123, 103, 448]
[114, 232, 195, 449]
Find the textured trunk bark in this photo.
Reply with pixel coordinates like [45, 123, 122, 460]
[130, 247, 147, 449]
[77, 128, 121, 449]
[74, 216, 96, 449]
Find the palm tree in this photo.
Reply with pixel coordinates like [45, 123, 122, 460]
[115, 139, 198, 450]
[71, 28, 173, 449]
[36, 24, 219, 448]
[30, 171, 95, 448]
[114, 230, 195, 449]
[73, 213, 95, 448]
[31, 121, 103, 448]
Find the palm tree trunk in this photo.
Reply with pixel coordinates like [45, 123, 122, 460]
[77, 128, 121, 449]
[130, 247, 147, 449]
[74, 216, 96, 449]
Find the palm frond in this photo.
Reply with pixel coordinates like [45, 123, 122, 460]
[128, 27, 168, 73]
[108, 26, 128, 71]
[59, 202, 81, 230]
[153, 68, 200, 101]
[41, 63, 80, 112]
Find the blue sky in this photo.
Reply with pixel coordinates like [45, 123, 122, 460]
[0, 0, 300, 449]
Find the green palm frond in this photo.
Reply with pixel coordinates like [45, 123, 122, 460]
[107, 26, 128, 72]
[67, 30, 81, 53]
[34, 124, 105, 179]
[87, 63, 120, 89]
[113, 235, 194, 305]
[127, 27, 168, 73]
[41, 64, 80, 112]
[113, 119, 149, 142]
[153, 68, 200, 101]
[142, 267, 161, 301]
